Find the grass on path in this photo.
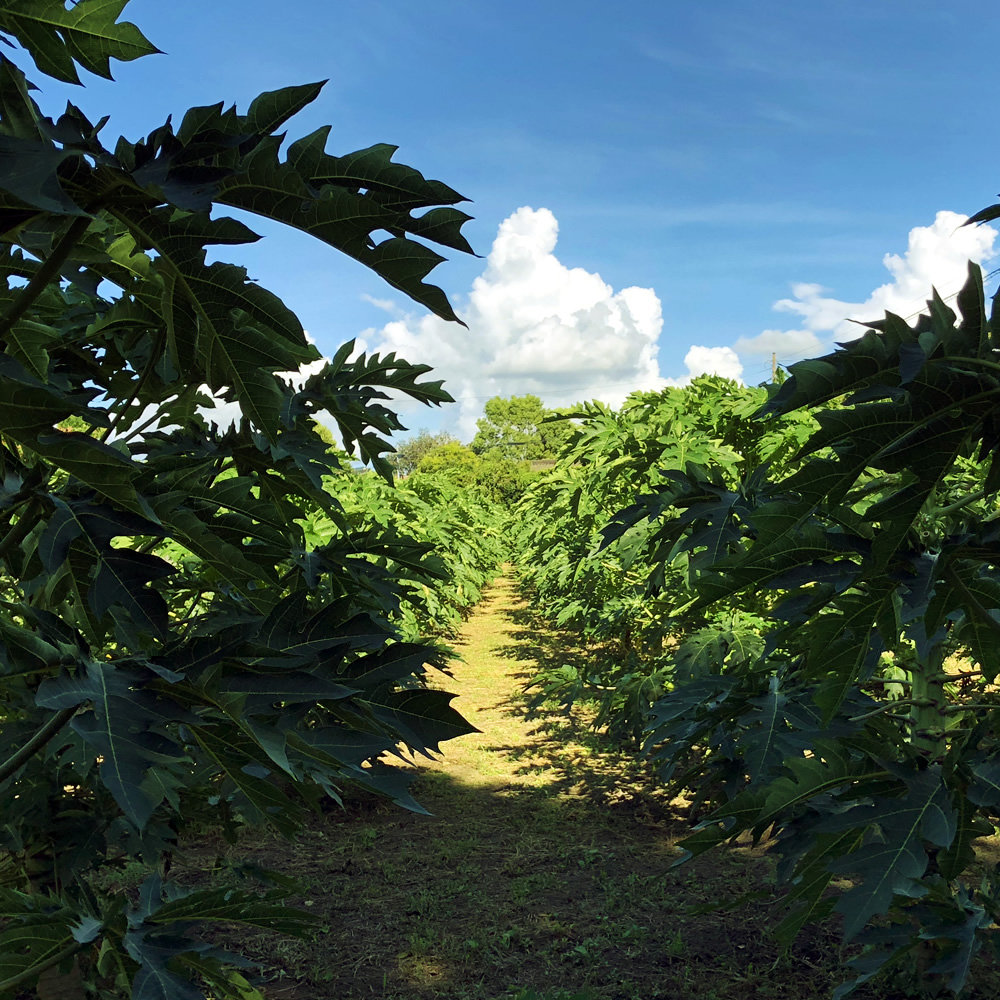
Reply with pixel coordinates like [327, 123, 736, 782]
[175, 573, 999, 1000]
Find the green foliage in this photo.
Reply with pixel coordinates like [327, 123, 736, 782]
[516, 334, 1000, 991]
[301, 470, 507, 641]
[416, 441, 481, 484]
[474, 451, 535, 506]
[392, 429, 535, 505]
[0, 3, 480, 996]
[630, 264, 1000, 995]
[0, 0, 160, 86]
[471, 394, 576, 460]
[514, 377, 815, 741]
[388, 428, 457, 477]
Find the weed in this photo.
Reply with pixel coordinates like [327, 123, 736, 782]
[666, 928, 687, 958]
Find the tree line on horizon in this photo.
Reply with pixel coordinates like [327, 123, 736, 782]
[388, 393, 578, 503]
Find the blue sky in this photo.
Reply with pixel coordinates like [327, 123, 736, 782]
[27, 0, 1000, 439]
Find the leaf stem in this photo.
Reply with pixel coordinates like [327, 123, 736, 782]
[0, 495, 29, 532]
[941, 702, 1000, 715]
[99, 328, 167, 443]
[937, 487, 989, 518]
[173, 588, 206, 638]
[0, 498, 41, 563]
[0, 939, 81, 994]
[0, 216, 92, 342]
[863, 669, 985, 689]
[850, 699, 918, 722]
[0, 705, 77, 785]
[945, 354, 1000, 375]
[119, 383, 198, 446]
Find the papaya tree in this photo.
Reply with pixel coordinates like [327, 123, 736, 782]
[623, 262, 1000, 994]
[0, 2, 479, 996]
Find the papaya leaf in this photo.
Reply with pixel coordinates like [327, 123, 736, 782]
[0, 7, 484, 996]
[0, 134, 85, 214]
[0, 0, 160, 85]
[820, 765, 957, 940]
[189, 726, 303, 838]
[35, 660, 191, 827]
[0, 917, 76, 992]
[368, 689, 479, 757]
[149, 887, 317, 935]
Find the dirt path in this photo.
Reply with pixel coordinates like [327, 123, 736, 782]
[213, 572, 864, 1000]
[419, 572, 546, 786]
[418, 572, 601, 792]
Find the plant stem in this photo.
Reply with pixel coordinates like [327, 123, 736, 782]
[909, 644, 946, 759]
[937, 487, 989, 518]
[119, 383, 198, 445]
[0, 940, 81, 995]
[0, 216, 92, 342]
[864, 669, 985, 688]
[0, 706, 77, 785]
[0, 495, 29, 533]
[0, 498, 41, 563]
[850, 699, 918, 722]
[946, 354, 1000, 375]
[941, 702, 1000, 715]
[175, 588, 208, 639]
[99, 328, 167, 443]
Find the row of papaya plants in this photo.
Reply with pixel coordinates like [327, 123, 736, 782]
[513, 376, 817, 740]
[516, 278, 1000, 993]
[0, 3, 482, 997]
[616, 262, 1000, 996]
[303, 468, 508, 642]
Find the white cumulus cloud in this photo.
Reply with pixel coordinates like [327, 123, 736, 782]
[360, 206, 738, 438]
[673, 345, 744, 384]
[735, 210, 997, 369]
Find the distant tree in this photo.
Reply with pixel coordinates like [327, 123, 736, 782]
[416, 441, 481, 485]
[474, 452, 535, 506]
[543, 405, 582, 456]
[390, 429, 459, 476]
[471, 395, 575, 460]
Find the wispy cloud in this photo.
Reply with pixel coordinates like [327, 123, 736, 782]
[630, 17, 873, 88]
[360, 293, 398, 313]
[751, 101, 874, 136]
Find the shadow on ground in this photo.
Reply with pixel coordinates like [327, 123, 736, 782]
[475, 601, 678, 825]
[181, 760, 794, 1000]
[156, 578, 1000, 1000]
[177, 730, 924, 1000]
